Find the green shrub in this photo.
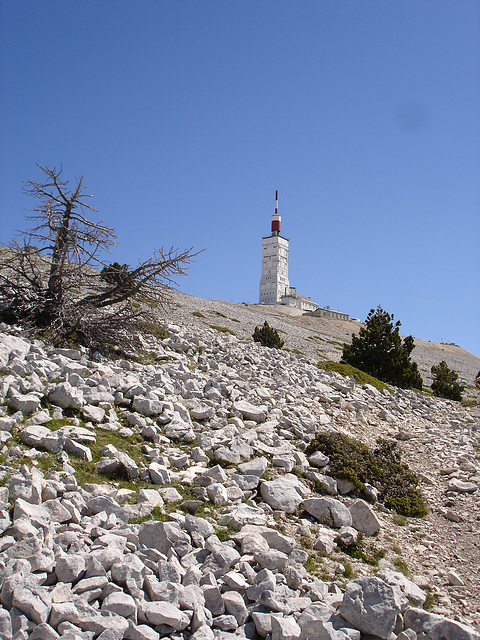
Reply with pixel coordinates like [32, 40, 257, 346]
[253, 321, 284, 349]
[431, 361, 464, 401]
[341, 306, 423, 390]
[337, 533, 386, 566]
[306, 432, 428, 517]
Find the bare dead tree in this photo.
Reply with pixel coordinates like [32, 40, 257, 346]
[0, 164, 199, 352]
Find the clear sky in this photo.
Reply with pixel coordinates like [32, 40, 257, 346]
[1, 1, 479, 356]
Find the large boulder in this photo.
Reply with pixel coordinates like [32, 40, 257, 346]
[338, 577, 404, 639]
[302, 497, 352, 528]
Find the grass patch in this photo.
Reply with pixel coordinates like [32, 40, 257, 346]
[306, 433, 428, 518]
[317, 361, 391, 393]
[44, 418, 75, 431]
[129, 505, 166, 524]
[423, 591, 437, 610]
[305, 555, 332, 581]
[215, 524, 236, 542]
[192, 311, 205, 318]
[342, 561, 354, 579]
[35, 453, 63, 474]
[325, 339, 344, 347]
[393, 557, 409, 576]
[209, 325, 236, 336]
[137, 321, 169, 340]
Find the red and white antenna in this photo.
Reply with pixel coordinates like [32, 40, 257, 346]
[271, 190, 281, 235]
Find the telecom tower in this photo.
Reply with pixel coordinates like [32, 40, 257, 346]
[259, 191, 290, 304]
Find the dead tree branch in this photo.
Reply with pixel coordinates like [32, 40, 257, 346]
[0, 165, 199, 352]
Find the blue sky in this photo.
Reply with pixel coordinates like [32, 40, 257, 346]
[1, 1, 479, 356]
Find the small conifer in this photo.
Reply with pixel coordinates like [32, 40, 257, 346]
[253, 321, 284, 349]
[431, 361, 464, 401]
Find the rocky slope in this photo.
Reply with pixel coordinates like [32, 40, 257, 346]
[169, 293, 480, 399]
[0, 291, 479, 640]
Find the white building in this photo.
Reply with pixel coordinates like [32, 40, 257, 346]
[310, 306, 350, 321]
[281, 288, 318, 312]
[259, 192, 319, 312]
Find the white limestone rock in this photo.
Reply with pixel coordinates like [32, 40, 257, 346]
[11, 584, 52, 624]
[348, 499, 381, 536]
[8, 393, 41, 414]
[136, 489, 164, 508]
[148, 462, 170, 485]
[42, 499, 72, 523]
[260, 475, 308, 513]
[314, 529, 337, 554]
[219, 504, 269, 529]
[48, 382, 84, 410]
[307, 472, 338, 496]
[377, 568, 426, 607]
[190, 405, 215, 420]
[82, 404, 105, 423]
[448, 478, 478, 493]
[20, 425, 62, 452]
[55, 554, 86, 584]
[0, 608, 12, 640]
[138, 521, 191, 556]
[132, 396, 164, 416]
[222, 590, 249, 625]
[85, 496, 129, 523]
[233, 400, 266, 423]
[101, 591, 137, 618]
[124, 621, 160, 640]
[404, 607, 480, 640]
[238, 457, 268, 477]
[308, 451, 330, 468]
[0, 334, 31, 366]
[271, 615, 301, 640]
[207, 483, 229, 506]
[164, 414, 196, 441]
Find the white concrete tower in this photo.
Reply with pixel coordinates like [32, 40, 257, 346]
[259, 190, 290, 304]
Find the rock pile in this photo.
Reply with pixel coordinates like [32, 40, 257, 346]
[0, 310, 479, 639]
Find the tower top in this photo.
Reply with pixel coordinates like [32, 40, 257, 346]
[271, 190, 281, 236]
